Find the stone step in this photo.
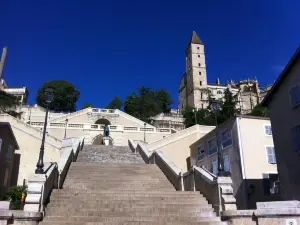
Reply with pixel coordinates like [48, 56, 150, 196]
[42, 216, 221, 223]
[51, 191, 204, 198]
[49, 199, 207, 204]
[46, 205, 212, 212]
[52, 189, 201, 195]
[47, 202, 210, 209]
[40, 221, 228, 225]
[45, 211, 216, 218]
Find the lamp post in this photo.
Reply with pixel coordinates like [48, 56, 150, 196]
[64, 118, 68, 138]
[143, 122, 146, 142]
[192, 108, 198, 124]
[210, 99, 225, 176]
[35, 88, 54, 174]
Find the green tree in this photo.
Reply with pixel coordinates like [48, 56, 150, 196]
[124, 86, 173, 122]
[248, 104, 269, 117]
[182, 106, 215, 128]
[80, 102, 95, 110]
[36, 80, 80, 112]
[155, 88, 173, 113]
[0, 90, 19, 112]
[217, 88, 238, 124]
[0, 90, 22, 118]
[106, 96, 123, 110]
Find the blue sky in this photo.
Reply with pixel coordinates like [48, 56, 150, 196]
[1, 0, 299, 109]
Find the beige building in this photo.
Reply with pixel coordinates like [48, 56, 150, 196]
[262, 46, 300, 201]
[179, 32, 269, 114]
[0, 122, 19, 198]
[190, 115, 280, 209]
[151, 109, 185, 131]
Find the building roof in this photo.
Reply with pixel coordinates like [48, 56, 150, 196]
[189, 31, 204, 45]
[262, 46, 300, 106]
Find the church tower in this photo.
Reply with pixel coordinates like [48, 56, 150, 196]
[180, 31, 208, 110]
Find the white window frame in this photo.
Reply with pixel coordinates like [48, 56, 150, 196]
[223, 154, 230, 172]
[265, 145, 276, 164]
[289, 84, 300, 108]
[212, 160, 217, 175]
[221, 129, 233, 150]
[196, 144, 205, 162]
[263, 124, 272, 136]
[208, 137, 217, 157]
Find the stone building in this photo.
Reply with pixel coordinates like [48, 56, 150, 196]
[0, 47, 29, 104]
[178, 32, 269, 114]
[262, 46, 300, 201]
[151, 109, 185, 131]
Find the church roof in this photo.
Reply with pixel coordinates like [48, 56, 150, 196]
[189, 31, 204, 45]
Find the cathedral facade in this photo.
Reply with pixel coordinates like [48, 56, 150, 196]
[179, 31, 269, 114]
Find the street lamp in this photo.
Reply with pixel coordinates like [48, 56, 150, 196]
[35, 88, 54, 174]
[210, 99, 225, 176]
[192, 108, 198, 124]
[64, 118, 68, 138]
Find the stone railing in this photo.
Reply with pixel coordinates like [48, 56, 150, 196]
[23, 137, 84, 212]
[184, 166, 237, 215]
[129, 139, 184, 191]
[30, 122, 173, 134]
[148, 124, 214, 151]
[49, 107, 89, 122]
[0, 114, 61, 148]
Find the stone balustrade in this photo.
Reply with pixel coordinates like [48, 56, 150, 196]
[129, 139, 184, 191]
[129, 139, 237, 212]
[30, 122, 173, 134]
[23, 137, 84, 213]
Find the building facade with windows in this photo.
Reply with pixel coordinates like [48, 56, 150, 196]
[189, 115, 280, 209]
[179, 32, 271, 114]
[262, 46, 300, 201]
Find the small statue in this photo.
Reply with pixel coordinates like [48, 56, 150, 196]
[103, 124, 110, 137]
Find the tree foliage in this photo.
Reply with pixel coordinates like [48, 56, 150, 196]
[80, 102, 95, 110]
[0, 90, 23, 118]
[0, 90, 19, 112]
[124, 86, 173, 123]
[106, 96, 123, 110]
[182, 106, 215, 128]
[182, 88, 238, 127]
[248, 104, 269, 117]
[36, 80, 80, 112]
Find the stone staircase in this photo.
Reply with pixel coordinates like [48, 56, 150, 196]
[40, 145, 226, 225]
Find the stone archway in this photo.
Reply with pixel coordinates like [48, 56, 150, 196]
[95, 118, 111, 125]
[92, 134, 113, 145]
[93, 134, 104, 145]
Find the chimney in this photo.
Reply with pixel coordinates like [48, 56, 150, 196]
[0, 47, 8, 80]
[216, 77, 220, 85]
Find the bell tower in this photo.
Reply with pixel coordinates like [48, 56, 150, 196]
[185, 31, 208, 109]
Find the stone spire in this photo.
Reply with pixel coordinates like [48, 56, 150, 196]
[0, 47, 8, 80]
[189, 31, 204, 45]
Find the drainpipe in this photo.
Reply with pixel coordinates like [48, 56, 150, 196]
[236, 117, 249, 209]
